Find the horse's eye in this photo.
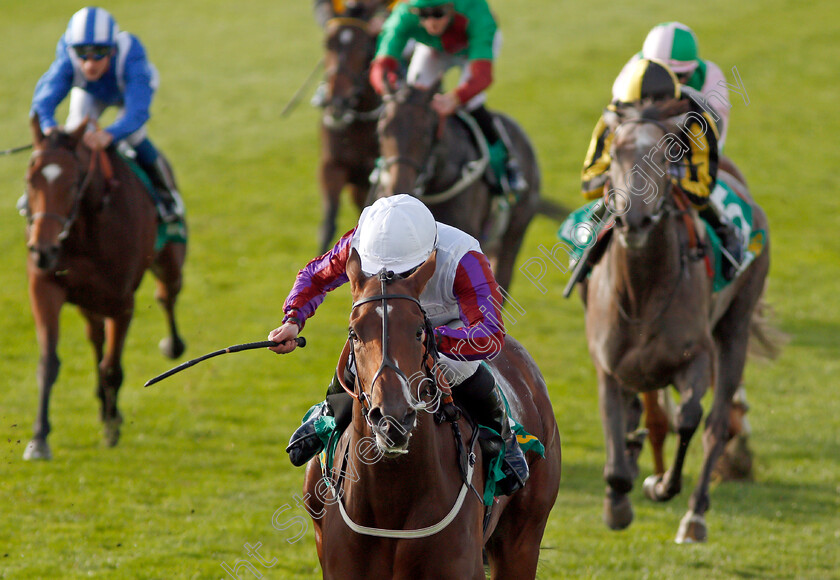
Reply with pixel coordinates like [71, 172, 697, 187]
[349, 328, 359, 342]
[416, 327, 424, 341]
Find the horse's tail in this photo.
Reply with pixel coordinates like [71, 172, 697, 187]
[748, 296, 788, 361]
[535, 198, 572, 222]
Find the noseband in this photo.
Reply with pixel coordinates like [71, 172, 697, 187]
[339, 268, 444, 425]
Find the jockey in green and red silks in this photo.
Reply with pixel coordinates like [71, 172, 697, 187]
[369, 0, 528, 195]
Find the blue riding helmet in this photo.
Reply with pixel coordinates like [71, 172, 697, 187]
[65, 6, 119, 47]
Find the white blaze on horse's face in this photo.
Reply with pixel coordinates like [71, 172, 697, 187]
[41, 164, 63, 184]
[339, 28, 354, 45]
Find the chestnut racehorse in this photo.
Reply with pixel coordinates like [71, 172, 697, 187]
[577, 106, 779, 542]
[301, 250, 561, 578]
[316, 4, 382, 253]
[22, 117, 186, 460]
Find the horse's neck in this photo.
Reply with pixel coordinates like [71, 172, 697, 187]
[429, 119, 476, 186]
[346, 413, 455, 501]
[609, 217, 682, 303]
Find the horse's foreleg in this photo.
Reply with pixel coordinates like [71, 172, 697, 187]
[24, 279, 65, 460]
[152, 243, 186, 359]
[598, 371, 634, 530]
[644, 351, 711, 508]
[98, 312, 132, 447]
[642, 390, 669, 476]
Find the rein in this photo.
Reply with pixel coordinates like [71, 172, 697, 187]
[328, 269, 477, 539]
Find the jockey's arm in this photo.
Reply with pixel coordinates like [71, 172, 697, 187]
[31, 40, 75, 133]
[581, 115, 614, 199]
[106, 40, 154, 142]
[435, 251, 505, 361]
[279, 229, 355, 331]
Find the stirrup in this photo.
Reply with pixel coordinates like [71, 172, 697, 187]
[505, 161, 528, 195]
[286, 402, 331, 467]
[497, 434, 529, 496]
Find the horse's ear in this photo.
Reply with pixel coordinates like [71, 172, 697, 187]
[30, 114, 45, 146]
[68, 117, 89, 147]
[406, 250, 437, 296]
[346, 248, 369, 295]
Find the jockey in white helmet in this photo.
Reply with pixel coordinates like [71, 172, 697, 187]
[269, 194, 529, 495]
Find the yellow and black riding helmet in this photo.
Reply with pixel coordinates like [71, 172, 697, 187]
[613, 58, 681, 105]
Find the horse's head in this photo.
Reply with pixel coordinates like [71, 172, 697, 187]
[377, 84, 440, 195]
[322, 7, 378, 129]
[25, 115, 89, 271]
[345, 248, 438, 455]
[605, 103, 685, 249]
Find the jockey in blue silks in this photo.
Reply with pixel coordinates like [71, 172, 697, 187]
[30, 6, 183, 222]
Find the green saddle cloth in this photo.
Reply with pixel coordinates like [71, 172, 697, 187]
[118, 151, 187, 251]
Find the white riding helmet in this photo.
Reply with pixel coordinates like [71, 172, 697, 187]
[65, 7, 119, 47]
[356, 194, 437, 275]
[641, 22, 700, 75]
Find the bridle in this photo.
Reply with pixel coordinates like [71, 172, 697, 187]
[25, 144, 112, 243]
[610, 116, 678, 226]
[609, 117, 703, 324]
[327, 268, 480, 539]
[323, 17, 383, 126]
[337, 268, 450, 425]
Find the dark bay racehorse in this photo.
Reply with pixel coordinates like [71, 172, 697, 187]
[302, 250, 561, 578]
[317, 5, 382, 253]
[22, 117, 186, 460]
[373, 85, 541, 291]
[577, 106, 779, 542]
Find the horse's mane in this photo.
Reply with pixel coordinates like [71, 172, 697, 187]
[45, 130, 78, 151]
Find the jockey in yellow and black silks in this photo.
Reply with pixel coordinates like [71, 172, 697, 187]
[581, 58, 742, 279]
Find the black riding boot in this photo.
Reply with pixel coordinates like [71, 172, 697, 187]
[286, 371, 354, 467]
[137, 156, 185, 223]
[454, 364, 529, 495]
[470, 105, 527, 195]
[700, 206, 743, 281]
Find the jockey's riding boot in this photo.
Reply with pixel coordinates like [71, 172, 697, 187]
[286, 371, 354, 467]
[311, 81, 328, 108]
[17, 192, 28, 216]
[700, 206, 743, 281]
[504, 157, 528, 196]
[143, 157, 185, 223]
[455, 365, 530, 496]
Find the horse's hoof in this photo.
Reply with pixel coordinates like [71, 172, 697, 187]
[643, 474, 666, 501]
[603, 488, 634, 530]
[159, 336, 185, 359]
[713, 434, 754, 482]
[103, 416, 123, 447]
[23, 438, 52, 461]
[675, 510, 707, 543]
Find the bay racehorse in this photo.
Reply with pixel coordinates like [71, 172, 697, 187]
[577, 105, 780, 542]
[372, 84, 541, 291]
[22, 116, 186, 460]
[301, 249, 561, 578]
[316, 4, 383, 253]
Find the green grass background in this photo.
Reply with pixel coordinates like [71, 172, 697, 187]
[1, 0, 838, 578]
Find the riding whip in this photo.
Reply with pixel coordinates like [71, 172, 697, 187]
[144, 337, 306, 387]
[280, 57, 325, 117]
[0, 143, 32, 156]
